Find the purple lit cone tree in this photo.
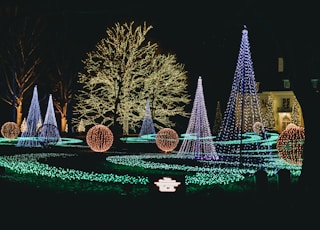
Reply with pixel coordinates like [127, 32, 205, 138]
[178, 76, 218, 160]
[215, 26, 271, 168]
[16, 85, 43, 147]
[38, 94, 62, 147]
[138, 100, 156, 143]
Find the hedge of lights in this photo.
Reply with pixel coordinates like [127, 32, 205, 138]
[0, 151, 302, 188]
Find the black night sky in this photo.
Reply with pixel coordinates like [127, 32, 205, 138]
[1, 0, 320, 123]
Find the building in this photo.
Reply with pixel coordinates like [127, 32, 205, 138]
[258, 87, 304, 133]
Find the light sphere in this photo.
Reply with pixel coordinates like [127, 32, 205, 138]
[276, 126, 305, 165]
[86, 125, 114, 152]
[286, 123, 297, 129]
[1, 122, 20, 140]
[156, 128, 179, 153]
[253, 121, 264, 135]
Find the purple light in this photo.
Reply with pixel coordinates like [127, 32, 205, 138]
[178, 76, 218, 160]
[215, 26, 271, 168]
[139, 100, 156, 142]
[16, 85, 43, 147]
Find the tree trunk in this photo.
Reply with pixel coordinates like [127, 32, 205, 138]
[16, 102, 23, 127]
[60, 103, 68, 132]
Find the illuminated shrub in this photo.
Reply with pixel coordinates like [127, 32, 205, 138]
[86, 125, 114, 152]
[276, 126, 304, 165]
[1, 122, 20, 140]
[156, 128, 179, 153]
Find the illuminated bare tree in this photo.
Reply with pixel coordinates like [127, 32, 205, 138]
[0, 16, 43, 127]
[73, 21, 190, 136]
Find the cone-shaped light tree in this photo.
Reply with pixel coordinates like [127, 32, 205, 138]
[215, 26, 271, 168]
[139, 100, 156, 139]
[178, 76, 218, 160]
[16, 85, 42, 147]
[38, 94, 62, 147]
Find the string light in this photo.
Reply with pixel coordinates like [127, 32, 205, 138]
[178, 76, 218, 160]
[215, 26, 271, 168]
[139, 100, 156, 141]
[16, 85, 43, 147]
[37, 94, 62, 147]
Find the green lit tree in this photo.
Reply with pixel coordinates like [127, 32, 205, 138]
[262, 95, 276, 131]
[212, 100, 223, 136]
[291, 96, 301, 126]
[72, 21, 190, 136]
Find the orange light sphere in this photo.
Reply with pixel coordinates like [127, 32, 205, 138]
[1, 122, 20, 140]
[86, 125, 114, 152]
[276, 126, 305, 165]
[156, 128, 179, 153]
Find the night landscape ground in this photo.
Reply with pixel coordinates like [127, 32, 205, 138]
[0, 137, 316, 228]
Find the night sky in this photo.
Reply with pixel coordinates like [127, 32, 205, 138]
[1, 0, 320, 125]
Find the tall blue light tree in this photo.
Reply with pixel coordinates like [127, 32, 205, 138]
[138, 100, 156, 142]
[38, 94, 62, 147]
[178, 76, 218, 160]
[16, 85, 43, 147]
[215, 25, 271, 168]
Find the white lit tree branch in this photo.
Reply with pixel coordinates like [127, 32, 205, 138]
[73, 21, 190, 135]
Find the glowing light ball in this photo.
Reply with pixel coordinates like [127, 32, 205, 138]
[276, 126, 305, 165]
[253, 121, 264, 135]
[286, 123, 297, 129]
[1, 122, 20, 140]
[86, 125, 114, 152]
[156, 128, 179, 153]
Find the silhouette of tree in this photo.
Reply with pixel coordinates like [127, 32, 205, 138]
[0, 15, 44, 127]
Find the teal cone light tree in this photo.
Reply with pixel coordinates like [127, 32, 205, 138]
[215, 26, 271, 168]
[178, 76, 218, 160]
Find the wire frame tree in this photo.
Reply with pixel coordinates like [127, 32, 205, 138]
[178, 76, 218, 160]
[16, 85, 42, 147]
[72, 21, 190, 137]
[38, 94, 62, 147]
[215, 26, 271, 168]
